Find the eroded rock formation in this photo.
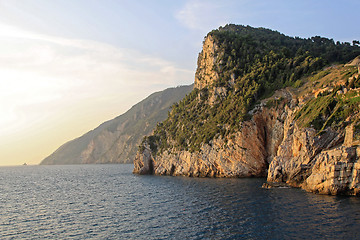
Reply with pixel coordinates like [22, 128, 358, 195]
[134, 25, 360, 196]
[134, 105, 286, 177]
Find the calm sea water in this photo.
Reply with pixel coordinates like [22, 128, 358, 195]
[1, 164, 360, 239]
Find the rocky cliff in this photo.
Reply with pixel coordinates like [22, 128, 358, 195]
[134, 105, 283, 177]
[266, 67, 360, 195]
[41, 85, 193, 165]
[134, 25, 360, 196]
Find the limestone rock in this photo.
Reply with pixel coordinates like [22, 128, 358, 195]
[267, 124, 343, 187]
[133, 147, 154, 175]
[262, 182, 290, 189]
[194, 35, 220, 90]
[266, 109, 360, 195]
[134, 29, 360, 197]
[302, 146, 360, 195]
[134, 103, 287, 178]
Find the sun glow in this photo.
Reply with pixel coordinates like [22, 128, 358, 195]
[0, 22, 194, 165]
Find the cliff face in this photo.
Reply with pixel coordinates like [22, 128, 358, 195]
[267, 113, 360, 195]
[194, 35, 220, 90]
[135, 67, 360, 195]
[134, 105, 285, 177]
[134, 25, 360, 196]
[40, 85, 193, 165]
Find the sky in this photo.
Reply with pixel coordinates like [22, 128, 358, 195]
[0, 0, 359, 166]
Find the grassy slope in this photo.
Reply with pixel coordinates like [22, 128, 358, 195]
[295, 65, 360, 132]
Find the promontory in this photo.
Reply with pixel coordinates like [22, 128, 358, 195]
[134, 24, 360, 196]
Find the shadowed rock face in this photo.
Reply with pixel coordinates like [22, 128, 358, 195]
[40, 85, 193, 165]
[134, 25, 360, 196]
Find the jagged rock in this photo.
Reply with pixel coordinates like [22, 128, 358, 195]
[302, 146, 360, 195]
[262, 182, 290, 189]
[194, 35, 219, 90]
[133, 26, 360, 196]
[266, 106, 360, 195]
[134, 103, 287, 178]
[133, 147, 154, 175]
[345, 55, 360, 73]
[267, 124, 343, 186]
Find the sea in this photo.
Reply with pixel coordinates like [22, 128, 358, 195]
[1, 164, 360, 240]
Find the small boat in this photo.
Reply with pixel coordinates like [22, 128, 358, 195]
[23, 163, 27, 166]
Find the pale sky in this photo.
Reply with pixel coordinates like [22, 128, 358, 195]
[0, 0, 359, 166]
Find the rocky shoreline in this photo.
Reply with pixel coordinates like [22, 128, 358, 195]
[133, 98, 360, 196]
[133, 26, 360, 196]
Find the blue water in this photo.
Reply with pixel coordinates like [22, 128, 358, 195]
[1, 164, 360, 239]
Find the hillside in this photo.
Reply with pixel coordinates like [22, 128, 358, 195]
[134, 24, 360, 196]
[40, 85, 193, 165]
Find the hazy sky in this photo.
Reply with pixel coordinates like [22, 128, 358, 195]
[0, 0, 359, 166]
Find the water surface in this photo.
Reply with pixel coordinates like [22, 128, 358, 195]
[1, 164, 359, 239]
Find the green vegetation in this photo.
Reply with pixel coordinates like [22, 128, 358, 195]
[295, 68, 360, 132]
[295, 93, 338, 130]
[143, 24, 360, 155]
[266, 97, 285, 108]
[355, 123, 360, 142]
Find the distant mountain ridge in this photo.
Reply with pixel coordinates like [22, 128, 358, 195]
[40, 84, 193, 165]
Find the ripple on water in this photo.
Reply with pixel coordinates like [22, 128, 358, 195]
[1, 164, 360, 239]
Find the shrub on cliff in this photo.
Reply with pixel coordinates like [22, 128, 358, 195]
[141, 24, 360, 155]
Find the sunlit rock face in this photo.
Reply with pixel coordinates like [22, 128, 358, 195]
[134, 24, 360, 196]
[134, 105, 285, 178]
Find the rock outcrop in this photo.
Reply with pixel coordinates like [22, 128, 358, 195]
[134, 25, 360, 196]
[135, 86, 360, 195]
[302, 146, 360, 195]
[194, 35, 220, 90]
[134, 104, 286, 177]
[267, 113, 360, 195]
[345, 55, 360, 74]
